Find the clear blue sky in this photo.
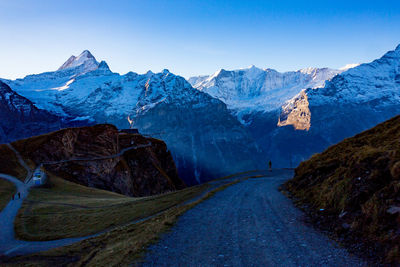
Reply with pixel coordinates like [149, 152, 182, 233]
[1, 0, 399, 79]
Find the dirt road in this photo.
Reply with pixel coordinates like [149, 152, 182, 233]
[142, 170, 366, 267]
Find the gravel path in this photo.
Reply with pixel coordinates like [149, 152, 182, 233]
[142, 170, 366, 267]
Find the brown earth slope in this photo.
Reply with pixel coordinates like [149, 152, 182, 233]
[11, 124, 185, 197]
[285, 115, 400, 264]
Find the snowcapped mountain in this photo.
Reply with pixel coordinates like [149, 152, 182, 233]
[189, 45, 400, 168]
[0, 81, 89, 143]
[189, 65, 343, 124]
[2, 44, 399, 181]
[275, 44, 400, 166]
[58, 50, 99, 72]
[279, 44, 400, 131]
[1, 51, 261, 185]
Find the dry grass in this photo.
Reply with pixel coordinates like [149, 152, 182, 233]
[5, 177, 243, 267]
[0, 144, 27, 180]
[285, 115, 400, 264]
[15, 172, 209, 241]
[0, 179, 16, 211]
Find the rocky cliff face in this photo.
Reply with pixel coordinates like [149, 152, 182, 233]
[12, 124, 185, 197]
[284, 115, 400, 265]
[132, 100, 261, 185]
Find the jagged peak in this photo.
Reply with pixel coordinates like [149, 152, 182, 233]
[58, 50, 99, 71]
[79, 50, 95, 59]
[98, 60, 110, 70]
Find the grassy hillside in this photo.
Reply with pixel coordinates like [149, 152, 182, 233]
[0, 179, 16, 211]
[0, 144, 27, 180]
[285, 115, 400, 264]
[15, 171, 207, 241]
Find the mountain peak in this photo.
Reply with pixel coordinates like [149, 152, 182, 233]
[98, 60, 110, 70]
[58, 50, 99, 72]
[79, 50, 95, 59]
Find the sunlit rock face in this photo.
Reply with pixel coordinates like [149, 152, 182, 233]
[190, 65, 341, 124]
[278, 91, 311, 131]
[271, 44, 400, 167]
[191, 44, 400, 168]
[189, 65, 344, 167]
[1, 51, 261, 185]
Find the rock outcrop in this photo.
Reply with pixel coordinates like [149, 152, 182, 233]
[12, 124, 185, 197]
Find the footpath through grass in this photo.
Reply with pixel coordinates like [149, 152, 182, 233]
[15, 172, 209, 241]
[5, 175, 247, 266]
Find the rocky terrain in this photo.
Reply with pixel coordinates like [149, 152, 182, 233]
[284, 115, 400, 264]
[11, 124, 185, 196]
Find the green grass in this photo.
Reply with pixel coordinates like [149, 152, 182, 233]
[0, 179, 16, 211]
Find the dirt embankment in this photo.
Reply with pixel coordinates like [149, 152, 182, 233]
[285, 115, 400, 264]
[11, 124, 185, 197]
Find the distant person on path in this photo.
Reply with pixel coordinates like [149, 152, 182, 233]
[12, 194, 14, 200]
[18, 192, 21, 199]
[269, 160, 272, 172]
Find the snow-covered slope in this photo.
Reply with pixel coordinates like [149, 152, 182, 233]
[189, 65, 343, 123]
[1, 51, 261, 184]
[0, 81, 89, 143]
[281, 44, 400, 130]
[188, 45, 400, 168]
[58, 50, 99, 72]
